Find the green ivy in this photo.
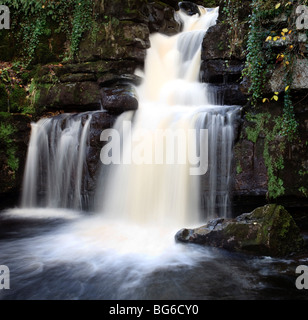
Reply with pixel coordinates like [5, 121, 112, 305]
[242, 0, 277, 105]
[1, 0, 94, 65]
[245, 112, 286, 199]
[222, 0, 242, 57]
[69, 0, 93, 59]
[242, 0, 302, 142]
[0, 122, 19, 173]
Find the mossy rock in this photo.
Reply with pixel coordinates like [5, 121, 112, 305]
[175, 204, 305, 257]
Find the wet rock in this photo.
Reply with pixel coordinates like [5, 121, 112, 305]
[179, 2, 202, 16]
[98, 74, 142, 87]
[202, 60, 244, 84]
[147, 2, 181, 35]
[201, 23, 247, 106]
[100, 85, 139, 114]
[176, 204, 305, 257]
[85, 112, 116, 199]
[206, 83, 247, 106]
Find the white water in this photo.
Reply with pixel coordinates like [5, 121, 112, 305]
[21, 112, 93, 210]
[12, 5, 240, 284]
[97, 5, 238, 225]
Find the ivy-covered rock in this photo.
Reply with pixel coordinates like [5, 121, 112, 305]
[175, 204, 305, 257]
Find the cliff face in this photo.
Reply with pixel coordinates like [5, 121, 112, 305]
[0, 0, 307, 222]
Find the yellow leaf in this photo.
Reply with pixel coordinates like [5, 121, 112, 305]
[263, 98, 269, 103]
[275, 3, 281, 9]
[285, 86, 290, 92]
[273, 37, 278, 41]
[274, 92, 279, 95]
[273, 95, 279, 101]
[285, 61, 290, 65]
[282, 37, 286, 41]
[282, 28, 288, 33]
[266, 36, 272, 42]
[281, 32, 285, 36]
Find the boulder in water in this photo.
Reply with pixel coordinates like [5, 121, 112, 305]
[175, 204, 305, 257]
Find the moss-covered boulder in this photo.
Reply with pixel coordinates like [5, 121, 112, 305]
[175, 204, 305, 256]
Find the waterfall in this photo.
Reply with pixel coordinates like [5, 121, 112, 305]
[2, 4, 297, 301]
[21, 112, 93, 210]
[97, 6, 240, 225]
[21, 5, 239, 224]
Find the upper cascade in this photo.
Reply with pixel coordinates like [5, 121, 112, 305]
[136, 4, 219, 104]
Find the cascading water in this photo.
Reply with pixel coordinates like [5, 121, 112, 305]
[21, 5, 239, 224]
[97, 6, 239, 224]
[1, 5, 281, 301]
[21, 112, 94, 210]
